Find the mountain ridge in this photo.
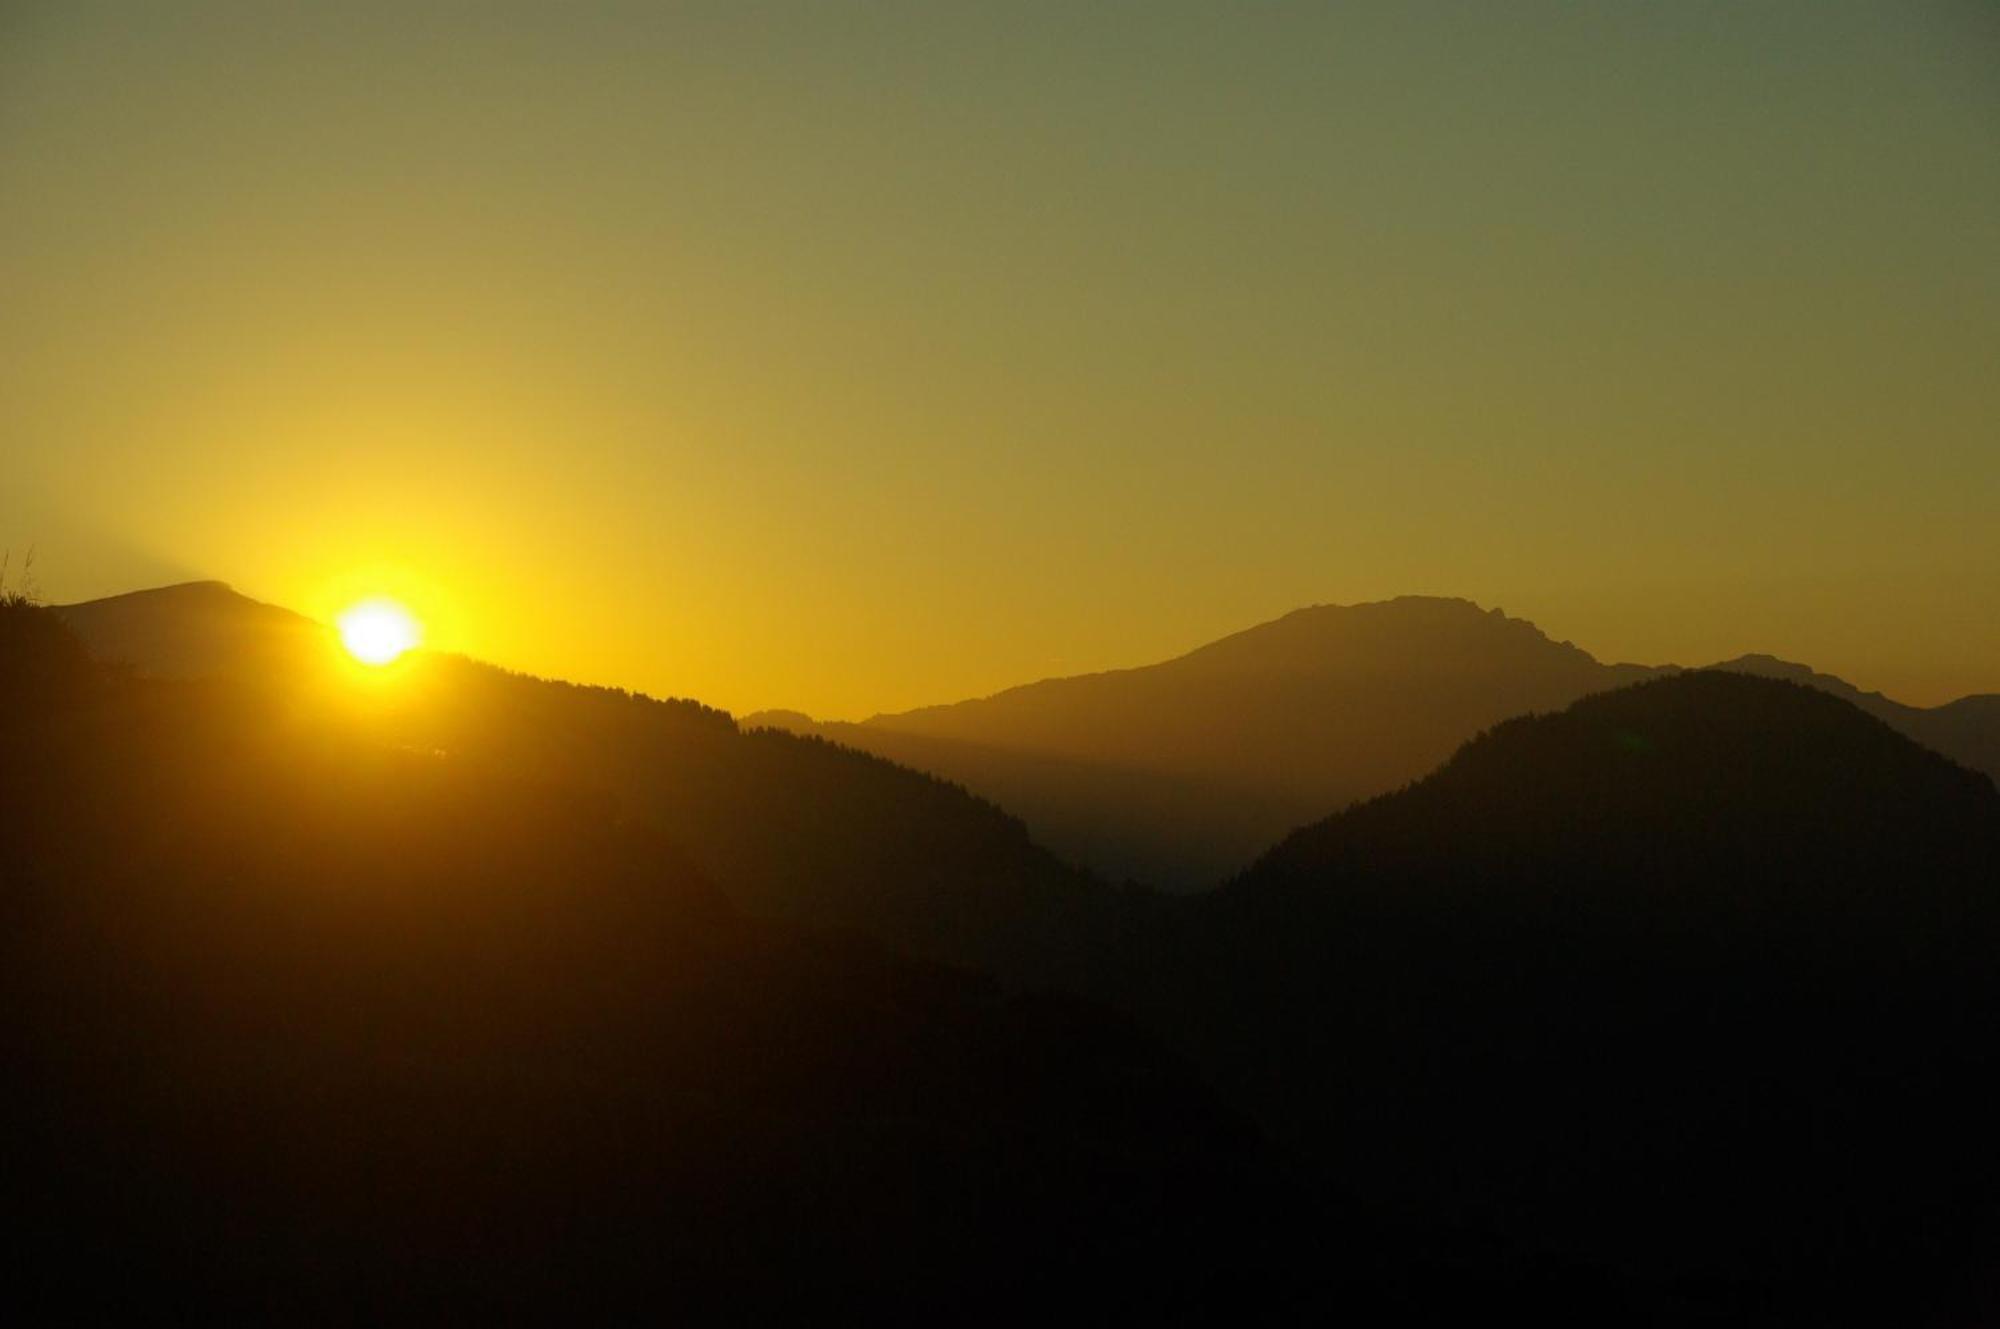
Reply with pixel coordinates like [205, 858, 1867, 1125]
[40, 582, 1127, 986]
[1167, 669, 2000, 1320]
[59, 583, 2000, 896]
[14, 589, 2000, 1319]
[854, 597, 1651, 729]
[754, 597, 1994, 887]
[53, 580, 328, 681]
[0, 603, 1336, 1320]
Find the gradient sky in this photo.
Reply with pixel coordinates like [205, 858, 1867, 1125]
[3, 1, 1995, 716]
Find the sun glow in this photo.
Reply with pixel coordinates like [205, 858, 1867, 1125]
[337, 599, 422, 666]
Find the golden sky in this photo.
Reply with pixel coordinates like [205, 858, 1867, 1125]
[3, 2, 1996, 716]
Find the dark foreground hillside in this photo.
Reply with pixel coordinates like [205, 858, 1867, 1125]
[53, 583, 1147, 988]
[1183, 672, 2000, 1322]
[14, 594, 2000, 1322]
[0, 602, 1340, 1320]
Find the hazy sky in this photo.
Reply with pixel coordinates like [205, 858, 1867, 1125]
[4, 1, 1995, 715]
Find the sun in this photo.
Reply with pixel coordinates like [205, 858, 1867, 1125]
[337, 599, 422, 666]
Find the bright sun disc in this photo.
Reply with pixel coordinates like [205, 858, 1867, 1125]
[337, 599, 422, 666]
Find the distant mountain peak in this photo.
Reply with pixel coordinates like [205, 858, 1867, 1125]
[74, 578, 236, 601]
[1263, 595, 1504, 625]
[1169, 594, 1599, 677]
[1705, 653, 1895, 710]
[1713, 652, 1825, 681]
[57, 579, 302, 616]
[53, 580, 323, 679]
[740, 709, 819, 734]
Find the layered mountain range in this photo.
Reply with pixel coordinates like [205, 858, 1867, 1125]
[747, 597, 1999, 887]
[14, 581, 2000, 1319]
[58, 584, 1999, 896]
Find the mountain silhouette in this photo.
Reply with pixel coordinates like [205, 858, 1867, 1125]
[755, 598, 1662, 887]
[1, 599, 1356, 1320]
[15, 590, 2000, 1320]
[1707, 652, 2000, 781]
[54, 580, 330, 679]
[756, 598, 1999, 889]
[1168, 671, 2000, 1321]
[49, 583, 1136, 986]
